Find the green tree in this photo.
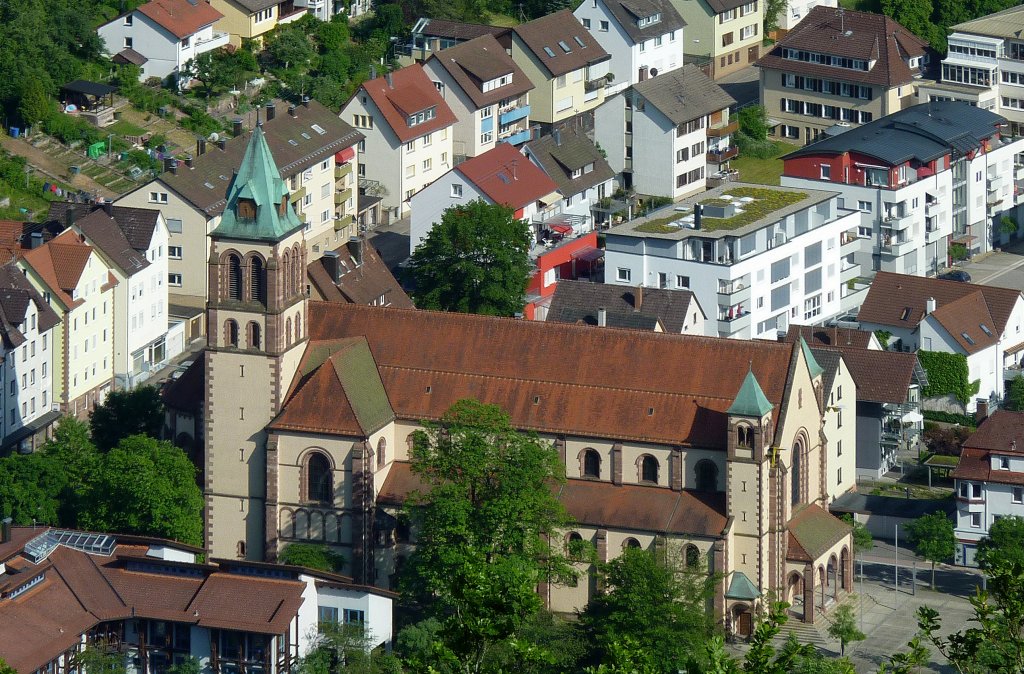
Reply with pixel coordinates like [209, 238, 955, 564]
[402, 399, 574, 673]
[90, 386, 164, 451]
[277, 542, 346, 572]
[763, 0, 787, 36]
[1001, 215, 1019, 236]
[881, 0, 942, 49]
[738, 105, 770, 142]
[410, 200, 533, 317]
[70, 646, 127, 674]
[17, 78, 54, 128]
[950, 242, 969, 261]
[840, 514, 873, 554]
[79, 435, 203, 546]
[299, 622, 402, 674]
[0, 450, 69, 526]
[827, 604, 866, 656]
[907, 511, 955, 589]
[580, 547, 715, 672]
[0, 657, 16, 674]
[583, 637, 661, 674]
[977, 515, 1024, 572]
[167, 658, 201, 674]
[181, 51, 233, 100]
[1007, 377, 1024, 411]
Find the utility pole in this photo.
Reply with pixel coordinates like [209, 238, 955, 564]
[894, 524, 899, 593]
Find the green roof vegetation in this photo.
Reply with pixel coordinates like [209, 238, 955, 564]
[633, 187, 808, 234]
[923, 454, 959, 467]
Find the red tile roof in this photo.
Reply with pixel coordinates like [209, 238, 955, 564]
[953, 411, 1024, 484]
[785, 324, 874, 349]
[953, 447, 1024, 485]
[135, 0, 223, 39]
[20, 230, 93, 308]
[455, 143, 559, 210]
[360, 64, 458, 144]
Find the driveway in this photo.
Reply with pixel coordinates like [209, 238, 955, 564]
[955, 238, 1024, 291]
[368, 215, 411, 274]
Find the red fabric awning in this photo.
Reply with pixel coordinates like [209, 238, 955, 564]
[550, 224, 573, 235]
[335, 147, 355, 163]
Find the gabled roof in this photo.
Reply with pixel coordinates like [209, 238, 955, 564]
[546, 280, 702, 333]
[727, 369, 773, 418]
[307, 303, 799, 447]
[800, 337, 823, 378]
[0, 263, 60, 349]
[229, 0, 278, 12]
[359, 64, 458, 144]
[133, 0, 223, 39]
[307, 242, 413, 309]
[758, 6, 928, 88]
[786, 324, 874, 349]
[524, 126, 615, 197]
[951, 4, 1024, 40]
[857, 272, 1022, 349]
[426, 34, 533, 110]
[74, 209, 150, 277]
[511, 10, 610, 77]
[954, 411, 1024, 485]
[454, 143, 559, 209]
[808, 348, 842, 401]
[20, 230, 94, 308]
[725, 571, 760, 600]
[412, 17, 510, 41]
[601, 0, 686, 44]
[787, 503, 851, 562]
[632, 64, 736, 126]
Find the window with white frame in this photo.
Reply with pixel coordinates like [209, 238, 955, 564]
[971, 512, 982, 527]
[168, 246, 182, 259]
[1014, 486, 1023, 503]
[168, 273, 182, 286]
[617, 268, 631, 282]
[451, 183, 463, 198]
[149, 192, 169, 204]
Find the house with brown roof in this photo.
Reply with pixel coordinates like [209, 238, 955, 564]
[0, 524, 394, 674]
[547, 279, 707, 334]
[523, 125, 616, 226]
[857, 271, 1024, 413]
[666, 0, 764, 79]
[17, 230, 116, 419]
[952, 410, 1024, 565]
[341, 64, 457, 220]
[401, 17, 512, 64]
[97, 0, 227, 85]
[422, 34, 535, 159]
[758, 6, 929, 145]
[307, 237, 413, 309]
[508, 10, 613, 128]
[207, 0, 307, 47]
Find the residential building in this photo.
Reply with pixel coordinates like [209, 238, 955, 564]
[952, 410, 1024, 565]
[400, 18, 510, 65]
[594, 64, 736, 198]
[781, 101, 1024, 266]
[668, 0, 763, 79]
[604, 183, 861, 339]
[573, 0, 687, 94]
[798, 345, 857, 499]
[421, 34, 534, 159]
[508, 10, 612, 128]
[776, 0, 836, 32]
[116, 100, 363, 315]
[18, 230, 116, 418]
[0, 264, 60, 454]
[307, 237, 414, 308]
[98, 0, 227, 85]
[546, 279, 707, 334]
[857, 271, 1024, 413]
[67, 205, 170, 389]
[341, 65, 457, 219]
[0, 524, 394, 674]
[523, 126, 616, 226]
[524, 232, 604, 320]
[916, 5, 1024, 138]
[208, 0, 307, 47]
[758, 6, 929, 145]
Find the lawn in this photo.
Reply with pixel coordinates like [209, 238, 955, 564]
[731, 141, 801, 186]
[634, 186, 807, 233]
[487, 12, 520, 26]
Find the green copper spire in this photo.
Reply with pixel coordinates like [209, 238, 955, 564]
[727, 368, 773, 417]
[799, 337, 824, 379]
[213, 125, 305, 242]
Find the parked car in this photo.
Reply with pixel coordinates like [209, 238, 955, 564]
[827, 313, 860, 329]
[938, 270, 971, 282]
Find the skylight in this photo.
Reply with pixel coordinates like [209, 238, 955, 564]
[900, 307, 912, 320]
[558, 40, 572, 53]
[311, 123, 326, 135]
[543, 46, 556, 57]
[962, 332, 975, 345]
[981, 323, 993, 336]
[204, 182, 215, 189]
[301, 132, 311, 139]
[288, 139, 299, 146]
[574, 35, 586, 48]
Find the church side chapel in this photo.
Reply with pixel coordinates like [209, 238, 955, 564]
[170, 127, 854, 637]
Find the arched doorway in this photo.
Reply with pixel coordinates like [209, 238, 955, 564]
[828, 554, 839, 601]
[695, 459, 719, 492]
[840, 546, 850, 592]
[788, 571, 804, 615]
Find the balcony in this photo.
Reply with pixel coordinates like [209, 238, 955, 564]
[988, 190, 1004, 206]
[334, 214, 354, 231]
[499, 104, 530, 126]
[707, 120, 739, 138]
[881, 211, 913, 230]
[717, 310, 751, 335]
[707, 146, 739, 163]
[925, 199, 945, 217]
[335, 187, 353, 206]
[840, 263, 860, 284]
[288, 185, 306, 204]
[194, 30, 230, 53]
[277, 2, 307, 23]
[989, 173, 1006, 191]
[879, 238, 913, 256]
[840, 231, 862, 255]
[716, 278, 751, 304]
[585, 76, 609, 92]
[335, 162, 353, 180]
[500, 129, 532, 146]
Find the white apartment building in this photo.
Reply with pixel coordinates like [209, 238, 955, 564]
[776, 0, 836, 31]
[341, 65, 457, 219]
[573, 0, 686, 95]
[0, 262, 60, 453]
[97, 0, 228, 85]
[523, 125, 617, 226]
[604, 183, 860, 339]
[19, 230, 116, 418]
[952, 410, 1024, 566]
[422, 34, 535, 160]
[781, 101, 1024, 268]
[594, 64, 735, 199]
[805, 346, 858, 499]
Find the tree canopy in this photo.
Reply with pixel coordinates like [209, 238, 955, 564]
[907, 511, 956, 588]
[277, 542, 346, 573]
[977, 515, 1024, 572]
[89, 386, 164, 452]
[410, 200, 533, 317]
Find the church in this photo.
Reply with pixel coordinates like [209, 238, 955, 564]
[165, 128, 854, 636]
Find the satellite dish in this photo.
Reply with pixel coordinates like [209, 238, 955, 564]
[209, 132, 219, 142]
[650, 68, 658, 77]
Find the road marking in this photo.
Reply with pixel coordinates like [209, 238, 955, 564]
[974, 253, 1024, 285]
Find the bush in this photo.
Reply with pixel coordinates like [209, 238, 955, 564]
[43, 113, 102, 146]
[735, 131, 780, 159]
[922, 410, 977, 427]
[923, 424, 972, 456]
[918, 351, 980, 404]
[178, 106, 225, 137]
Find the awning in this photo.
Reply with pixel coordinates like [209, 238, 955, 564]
[952, 234, 977, 244]
[538, 191, 561, 206]
[901, 411, 923, 424]
[570, 246, 604, 263]
[335, 146, 355, 163]
[1005, 341, 1024, 356]
[550, 224, 573, 235]
[1, 409, 62, 450]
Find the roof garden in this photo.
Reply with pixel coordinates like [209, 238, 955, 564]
[634, 187, 808, 234]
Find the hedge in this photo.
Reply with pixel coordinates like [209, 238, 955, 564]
[918, 350, 981, 404]
[922, 410, 977, 428]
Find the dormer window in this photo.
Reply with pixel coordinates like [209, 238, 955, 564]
[407, 107, 436, 127]
[571, 167, 583, 179]
[237, 198, 256, 220]
[482, 73, 513, 93]
[637, 12, 661, 27]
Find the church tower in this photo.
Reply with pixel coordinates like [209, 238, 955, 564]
[203, 125, 309, 560]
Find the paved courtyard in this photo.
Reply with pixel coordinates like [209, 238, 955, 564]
[955, 238, 1024, 291]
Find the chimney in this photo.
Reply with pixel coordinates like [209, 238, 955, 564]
[597, 306, 607, 327]
[217, 138, 227, 151]
[29, 232, 43, 249]
[348, 236, 363, 267]
[164, 157, 177, 174]
[64, 206, 75, 230]
[926, 297, 936, 315]
[385, 71, 393, 89]
[693, 203, 702, 230]
[102, 201, 113, 217]
[196, 137, 207, 156]
[634, 286, 643, 311]
[302, 95, 310, 108]
[288, 104, 297, 117]
[266, 102, 276, 121]
[976, 399, 990, 424]
[322, 250, 342, 283]
[553, 129, 561, 146]
[184, 154, 194, 169]
[639, 65, 649, 81]
[0, 517, 10, 544]
[232, 118, 243, 137]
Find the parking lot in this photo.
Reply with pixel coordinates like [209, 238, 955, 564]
[956, 239, 1024, 291]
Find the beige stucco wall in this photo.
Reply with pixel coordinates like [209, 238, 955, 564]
[510, 36, 607, 125]
[210, 0, 278, 45]
[824, 358, 857, 500]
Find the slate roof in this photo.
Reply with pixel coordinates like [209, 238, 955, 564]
[603, 0, 686, 44]
[74, 209, 150, 277]
[134, 0, 223, 39]
[20, 230, 93, 308]
[307, 242, 413, 309]
[809, 348, 842, 401]
[413, 18, 510, 41]
[857, 272, 1022, 352]
[511, 10, 610, 77]
[758, 6, 928, 88]
[0, 263, 61, 350]
[786, 324, 874, 349]
[951, 4, 1024, 39]
[454, 143, 559, 209]
[786, 503, 851, 562]
[632, 64, 735, 125]
[524, 126, 615, 197]
[784, 102, 1005, 166]
[230, 0, 278, 12]
[305, 303, 799, 447]
[426, 34, 534, 110]
[703, 0, 753, 15]
[547, 280, 702, 333]
[359, 64, 458, 144]
[146, 100, 362, 218]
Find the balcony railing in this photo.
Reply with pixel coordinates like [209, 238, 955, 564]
[879, 239, 912, 256]
[707, 146, 739, 163]
[501, 129, 532, 146]
[707, 120, 739, 138]
[335, 187, 353, 205]
[881, 212, 913, 230]
[585, 77, 608, 92]
[499, 104, 530, 126]
[717, 279, 751, 304]
[334, 213, 354, 231]
[288, 185, 306, 204]
[335, 162, 353, 180]
[717, 311, 751, 335]
[195, 31, 230, 51]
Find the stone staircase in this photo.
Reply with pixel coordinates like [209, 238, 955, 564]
[775, 618, 834, 652]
